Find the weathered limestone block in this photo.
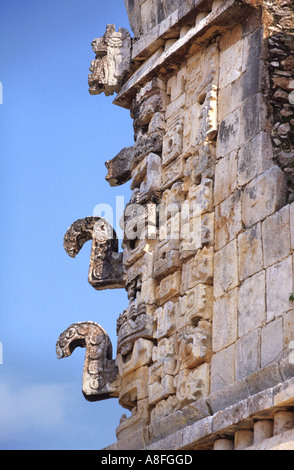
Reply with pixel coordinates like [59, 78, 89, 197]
[187, 179, 214, 220]
[183, 85, 218, 151]
[215, 189, 242, 251]
[181, 247, 214, 294]
[56, 322, 119, 401]
[174, 363, 210, 408]
[237, 132, 274, 186]
[261, 317, 283, 369]
[216, 108, 241, 158]
[262, 205, 291, 269]
[154, 301, 176, 340]
[184, 142, 216, 184]
[116, 398, 150, 442]
[116, 338, 154, 378]
[153, 238, 181, 279]
[139, 153, 163, 203]
[119, 366, 149, 410]
[122, 200, 157, 267]
[213, 288, 238, 353]
[175, 321, 212, 371]
[63, 217, 124, 290]
[240, 94, 273, 146]
[238, 271, 266, 337]
[167, 67, 186, 103]
[241, 167, 288, 229]
[238, 223, 263, 281]
[178, 284, 213, 330]
[153, 336, 175, 362]
[214, 239, 239, 299]
[89, 24, 131, 96]
[219, 39, 244, 90]
[211, 344, 235, 393]
[165, 94, 185, 121]
[124, 251, 154, 301]
[235, 329, 260, 381]
[156, 271, 181, 305]
[162, 154, 185, 190]
[266, 256, 293, 322]
[162, 115, 183, 166]
[116, 301, 154, 355]
[180, 212, 214, 258]
[214, 151, 237, 206]
[148, 358, 177, 405]
[117, 366, 150, 440]
[105, 146, 133, 187]
[150, 395, 177, 423]
[132, 129, 164, 169]
[132, 78, 167, 133]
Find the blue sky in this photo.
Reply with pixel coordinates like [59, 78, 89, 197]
[0, 0, 134, 450]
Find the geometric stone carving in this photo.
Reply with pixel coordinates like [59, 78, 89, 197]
[181, 247, 214, 294]
[116, 338, 154, 378]
[148, 360, 176, 405]
[63, 216, 124, 290]
[174, 363, 210, 408]
[88, 24, 131, 96]
[116, 301, 154, 354]
[154, 302, 176, 340]
[175, 321, 212, 371]
[56, 322, 119, 401]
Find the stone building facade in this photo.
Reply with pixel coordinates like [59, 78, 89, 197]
[57, 0, 294, 450]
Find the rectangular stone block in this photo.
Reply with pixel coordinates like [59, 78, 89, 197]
[262, 205, 291, 268]
[175, 363, 210, 407]
[241, 167, 288, 229]
[153, 238, 181, 279]
[180, 246, 213, 293]
[156, 271, 181, 305]
[261, 317, 283, 369]
[214, 239, 239, 299]
[162, 155, 185, 189]
[214, 150, 237, 205]
[236, 329, 260, 381]
[216, 108, 241, 158]
[240, 93, 272, 146]
[211, 344, 235, 393]
[238, 222, 263, 281]
[219, 39, 244, 89]
[266, 256, 293, 323]
[238, 132, 274, 186]
[177, 284, 213, 329]
[213, 288, 238, 353]
[238, 271, 266, 337]
[215, 189, 242, 251]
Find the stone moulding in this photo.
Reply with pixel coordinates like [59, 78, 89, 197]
[63, 216, 125, 290]
[104, 373, 294, 450]
[56, 321, 120, 401]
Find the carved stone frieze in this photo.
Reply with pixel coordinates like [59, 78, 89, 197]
[116, 301, 154, 355]
[64, 216, 124, 290]
[56, 321, 119, 401]
[88, 24, 131, 96]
